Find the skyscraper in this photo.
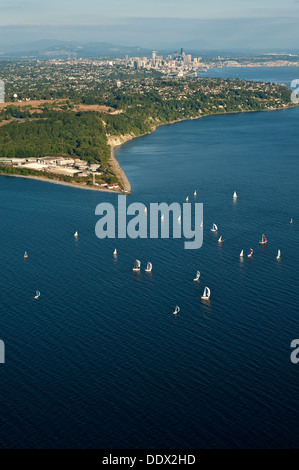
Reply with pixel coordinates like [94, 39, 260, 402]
[180, 48, 184, 56]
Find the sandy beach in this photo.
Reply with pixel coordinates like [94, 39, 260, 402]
[0, 172, 127, 194]
[109, 144, 132, 193]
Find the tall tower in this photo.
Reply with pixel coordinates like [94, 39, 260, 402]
[180, 47, 184, 56]
[152, 51, 157, 60]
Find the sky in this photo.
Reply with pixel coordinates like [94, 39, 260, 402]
[0, 0, 299, 49]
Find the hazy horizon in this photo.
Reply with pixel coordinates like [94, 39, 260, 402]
[0, 0, 298, 51]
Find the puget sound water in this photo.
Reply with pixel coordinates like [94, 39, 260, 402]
[0, 67, 298, 448]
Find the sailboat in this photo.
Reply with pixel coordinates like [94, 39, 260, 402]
[240, 250, 244, 258]
[74, 231, 78, 239]
[161, 214, 165, 222]
[34, 290, 40, 300]
[201, 286, 211, 300]
[24, 251, 28, 259]
[113, 248, 117, 256]
[178, 215, 181, 223]
[186, 196, 189, 202]
[173, 306, 180, 315]
[132, 259, 141, 272]
[218, 235, 223, 243]
[290, 218, 293, 224]
[145, 262, 152, 273]
[233, 191, 238, 199]
[259, 234, 268, 245]
[248, 248, 253, 258]
[211, 223, 218, 232]
[276, 249, 281, 260]
[194, 190, 197, 197]
[200, 221, 203, 229]
[193, 271, 200, 282]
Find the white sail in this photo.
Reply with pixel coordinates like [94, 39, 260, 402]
[240, 250, 244, 257]
[161, 214, 165, 221]
[218, 235, 223, 242]
[24, 251, 28, 258]
[178, 215, 181, 222]
[194, 271, 200, 281]
[144, 207, 147, 213]
[74, 231, 78, 238]
[211, 223, 218, 232]
[233, 191, 238, 198]
[200, 221, 203, 229]
[133, 259, 141, 270]
[145, 262, 152, 272]
[113, 249, 117, 255]
[186, 196, 189, 202]
[201, 286, 210, 299]
[194, 190, 197, 196]
[34, 290, 40, 299]
[277, 249, 281, 259]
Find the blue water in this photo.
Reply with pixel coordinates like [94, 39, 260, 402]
[198, 66, 299, 87]
[0, 68, 298, 448]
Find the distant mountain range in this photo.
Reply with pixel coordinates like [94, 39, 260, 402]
[0, 40, 151, 59]
[0, 38, 298, 61]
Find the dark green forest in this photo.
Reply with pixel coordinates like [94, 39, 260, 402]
[0, 111, 110, 164]
[0, 77, 293, 179]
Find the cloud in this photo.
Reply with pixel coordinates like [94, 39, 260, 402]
[0, 0, 298, 25]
